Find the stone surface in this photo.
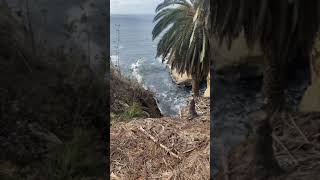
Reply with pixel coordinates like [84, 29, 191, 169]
[212, 32, 264, 80]
[300, 79, 320, 112]
[300, 33, 320, 112]
[170, 68, 193, 86]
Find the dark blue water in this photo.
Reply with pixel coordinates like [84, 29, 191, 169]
[110, 14, 191, 116]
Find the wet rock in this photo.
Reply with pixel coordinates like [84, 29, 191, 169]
[170, 68, 192, 86]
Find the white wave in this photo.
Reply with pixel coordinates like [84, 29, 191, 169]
[110, 55, 118, 64]
[156, 57, 164, 63]
[130, 58, 145, 85]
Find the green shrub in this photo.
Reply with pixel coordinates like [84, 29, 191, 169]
[121, 102, 145, 120]
[44, 128, 103, 180]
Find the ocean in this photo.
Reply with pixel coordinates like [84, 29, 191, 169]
[110, 14, 191, 116]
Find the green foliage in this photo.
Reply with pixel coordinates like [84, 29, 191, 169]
[44, 128, 103, 180]
[153, 0, 210, 80]
[121, 102, 145, 120]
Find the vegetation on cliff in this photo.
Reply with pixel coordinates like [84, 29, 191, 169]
[0, 2, 107, 179]
[110, 66, 162, 122]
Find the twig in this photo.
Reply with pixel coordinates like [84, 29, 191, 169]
[272, 134, 298, 165]
[289, 115, 309, 143]
[139, 126, 181, 160]
[183, 148, 196, 154]
[280, 138, 320, 149]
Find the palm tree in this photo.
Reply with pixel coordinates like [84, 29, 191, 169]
[209, 0, 320, 178]
[152, 0, 210, 96]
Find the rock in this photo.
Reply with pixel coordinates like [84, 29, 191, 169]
[300, 33, 320, 112]
[111, 67, 162, 118]
[212, 32, 264, 80]
[170, 68, 193, 86]
[311, 33, 320, 84]
[204, 73, 210, 97]
[300, 76, 320, 112]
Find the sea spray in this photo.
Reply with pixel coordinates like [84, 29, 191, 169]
[111, 14, 192, 116]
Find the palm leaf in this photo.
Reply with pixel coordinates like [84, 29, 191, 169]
[153, 0, 210, 79]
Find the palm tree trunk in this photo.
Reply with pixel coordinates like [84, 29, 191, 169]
[252, 115, 283, 178]
[262, 54, 286, 114]
[252, 54, 286, 178]
[192, 78, 200, 96]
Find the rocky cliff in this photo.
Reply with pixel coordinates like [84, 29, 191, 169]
[212, 31, 264, 80]
[300, 34, 320, 112]
[110, 66, 162, 120]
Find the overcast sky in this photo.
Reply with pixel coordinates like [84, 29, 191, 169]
[111, 0, 162, 15]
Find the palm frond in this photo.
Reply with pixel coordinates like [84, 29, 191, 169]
[210, 0, 320, 57]
[155, 0, 191, 12]
[153, 0, 210, 79]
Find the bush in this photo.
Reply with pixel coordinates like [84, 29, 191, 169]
[120, 102, 145, 120]
[44, 128, 103, 180]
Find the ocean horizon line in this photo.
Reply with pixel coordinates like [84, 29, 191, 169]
[111, 13, 155, 16]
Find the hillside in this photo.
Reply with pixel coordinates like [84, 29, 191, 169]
[110, 95, 210, 179]
[110, 67, 162, 120]
[0, 2, 107, 179]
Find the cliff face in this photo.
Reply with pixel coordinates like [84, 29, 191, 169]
[110, 67, 162, 119]
[300, 34, 320, 112]
[212, 31, 264, 80]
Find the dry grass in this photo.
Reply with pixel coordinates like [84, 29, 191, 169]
[110, 66, 162, 119]
[110, 97, 210, 180]
[216, 112, 320, 180]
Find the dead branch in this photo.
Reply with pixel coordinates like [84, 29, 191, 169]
[139, 126, 181, 160]
[272, 134, 298, 165]
[288, 115, 309, 143]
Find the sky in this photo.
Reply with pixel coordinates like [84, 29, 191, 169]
[111, 0, 162, 15]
